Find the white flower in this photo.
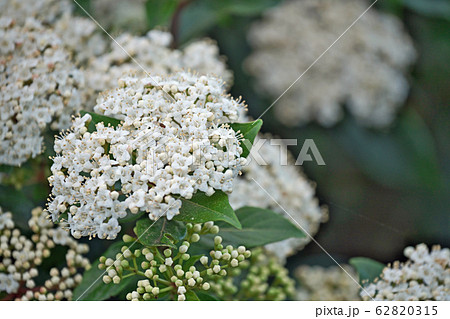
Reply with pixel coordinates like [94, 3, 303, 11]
[362, 244, 450, 301]
[0, 209, 14, 230]
[0, 273, 19, 294]
[98, 218, 121, 240]
[246, 0, 416, 127]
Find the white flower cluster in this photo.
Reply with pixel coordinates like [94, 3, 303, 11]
[47, 72, 246, 240]
[0, 0, 105, 65]
[1, 0, 231, 166]
[53, 13, 107, 65]
[84, 30, 232, 106]
[0, 206, 90, 300]
[295, 265, 361, 301]
[246, 0, 416, 127]
[230, 136, 327, 262]
[0, 0, 72, 25]
[0, 17, 84, 166]
[362, 244, 450, 301]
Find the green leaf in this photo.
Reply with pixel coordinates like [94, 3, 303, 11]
[145, 0, 180, 29]
[350, 257, 385, 285]
[185, 290, 200, 301]
[195, 291, 221, 301]
[80, 111, 121, 133]
[174, 191, 241, 229]
[214, 206, 305, 248]
[73, 242, 138, 300]
[229, 119, 263, 158]
[134, 217, 187, 248]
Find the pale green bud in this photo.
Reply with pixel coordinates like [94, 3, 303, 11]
[176, 269, 184, 277]
[123, 234, 134, 243]
[191, 234, 200, 242]
[159, 265, 167, 272]
[210, 226, 219, 234]
[214, 236, 222, 245]
[174, 265, 182, 271]
[182, 253, 190, 261]
[200, 256, 208, 265]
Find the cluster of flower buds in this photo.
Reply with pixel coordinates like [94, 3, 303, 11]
[210, 247, 296, 301]
[98, 221, 251, 301]
[0, 207, 90, 300]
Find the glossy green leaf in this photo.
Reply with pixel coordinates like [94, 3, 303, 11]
[73, 242, 138, 300]
[134, 217, 187, 248]
[215, 206, 305, 248]
[174, 191, 241, 229]
[350, 257, 385, 284]
[80, 111, 121, 133]
[229, 119, 263, 158]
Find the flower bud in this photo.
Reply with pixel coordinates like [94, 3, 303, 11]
[200, 256, 208, 265]
[122, 234, 134, 243]
[163, 249, 172, 257]
[214, 236, 222, 245]
[191, 234, 200, 242]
